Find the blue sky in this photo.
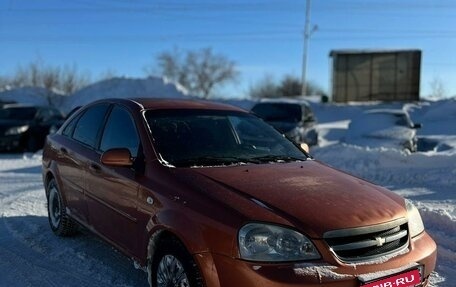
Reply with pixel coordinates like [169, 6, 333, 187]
[1, 0, 456, 98]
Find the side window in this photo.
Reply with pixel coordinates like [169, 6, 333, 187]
[303, 105, 314, 121]
[62, 113, 81, 137]
[73, 104, 110, 148]
[100, 106, 140, 157]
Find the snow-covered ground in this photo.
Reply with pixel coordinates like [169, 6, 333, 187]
[0, 154, 148, 286]
[0, 98, 454, 286]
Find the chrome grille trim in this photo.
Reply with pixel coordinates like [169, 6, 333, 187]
[331, 229, 408, 251]
[324, 218, 408, 238]
[324, 218, 410, 263]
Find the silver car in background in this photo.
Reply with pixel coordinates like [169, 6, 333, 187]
[346, 109, 421, 152]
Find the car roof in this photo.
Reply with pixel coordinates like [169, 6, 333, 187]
[91, 98, 248, 113]
[258, 98, 310, 106]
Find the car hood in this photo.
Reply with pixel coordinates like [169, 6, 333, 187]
[181, 161, 406, 238]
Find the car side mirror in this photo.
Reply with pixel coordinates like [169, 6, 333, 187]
[101, 148, 133, 167]
[413, 123, 422, 129]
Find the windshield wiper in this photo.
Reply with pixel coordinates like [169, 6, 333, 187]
[250, 155, 306, 163]
[174, 156, 259, 167]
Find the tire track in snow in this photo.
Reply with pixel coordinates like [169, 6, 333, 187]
[0, 155, 149, 287]
[0, 217, 112, 287]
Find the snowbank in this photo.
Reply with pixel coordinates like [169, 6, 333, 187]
[0, 87, 60, 106]
[63, 77, 190, 111]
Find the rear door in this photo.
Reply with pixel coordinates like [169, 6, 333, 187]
[84, 105, 141, 254]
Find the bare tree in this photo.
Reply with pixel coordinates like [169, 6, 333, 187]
[429, 76, 446, 99]
[1, 59, 92, 106]
[0, 76, 9, 91]
[98, 68, 118, 81]
[42, 67, 60, 90]
[61, 64, 91, 95]
[6, 59, 91, 91]
[279, 75, 302, 97]
[249, 75, 279, 99]
[249, 74, 326, 99]
[11, 66, 29, 88]
[153, 47, 238, 98]
[29, 58, 43, 87]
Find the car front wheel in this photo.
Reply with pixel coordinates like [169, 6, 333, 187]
[150, 238, 203, 287]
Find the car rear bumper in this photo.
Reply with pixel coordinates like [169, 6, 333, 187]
[194, 232, 436, 287]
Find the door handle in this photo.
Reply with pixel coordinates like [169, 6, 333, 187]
[60, 147, 68, 154]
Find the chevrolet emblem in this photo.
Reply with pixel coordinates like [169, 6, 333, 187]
[375, 236, 386, 247]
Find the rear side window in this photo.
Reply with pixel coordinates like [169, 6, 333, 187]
[73, 104, 110, 148]
[62, 113, 80, 137]
[100, 106, 140, 157]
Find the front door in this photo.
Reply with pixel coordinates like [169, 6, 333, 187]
[84, 105, 141, 254]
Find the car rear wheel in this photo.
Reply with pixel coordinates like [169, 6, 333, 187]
[150, 238, 203, 287]
[46, 179, 78, 236]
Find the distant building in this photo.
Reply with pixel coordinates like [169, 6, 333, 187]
[329, 49, 421, 102]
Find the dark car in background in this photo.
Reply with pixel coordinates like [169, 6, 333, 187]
[251, 100, 319, 145]
[0, 104, 64, 152]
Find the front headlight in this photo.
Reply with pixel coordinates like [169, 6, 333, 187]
[238, 223, 320, 262]
[405, 199, 425, 237]
[5, 125, 29, 135]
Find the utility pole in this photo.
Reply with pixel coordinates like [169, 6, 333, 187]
[301, 0, 312, 96]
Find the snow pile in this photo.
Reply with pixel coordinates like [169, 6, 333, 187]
[404, 100, 456, 153]
[0, 87, 60, 106]
[418, 99, 456, 122]
[293, 263, 352, 280]
[64, 77, 190, 111]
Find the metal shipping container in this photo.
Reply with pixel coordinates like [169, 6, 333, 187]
[330, 50, 421, 102]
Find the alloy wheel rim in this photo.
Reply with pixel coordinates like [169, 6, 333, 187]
[48, 186, 61, 228]
[156, 255, 190, 287]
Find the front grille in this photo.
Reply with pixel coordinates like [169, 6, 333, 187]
[324, 218, 409, 262]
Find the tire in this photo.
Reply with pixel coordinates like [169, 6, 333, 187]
[46, 179, 78, 236]
[150, 238, 204, 287]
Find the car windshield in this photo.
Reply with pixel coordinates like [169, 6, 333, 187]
[146, 109, 308, 167]
[252, 103, 302, 123]
[0, 107, 37, 120]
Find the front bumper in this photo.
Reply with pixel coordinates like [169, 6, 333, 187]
[0, 135, 23, 151]
[194, 231, 436, 287]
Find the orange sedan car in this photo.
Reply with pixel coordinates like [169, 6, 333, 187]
[42, 98, 436, 287]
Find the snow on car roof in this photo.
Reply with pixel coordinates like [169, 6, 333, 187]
[364, 109, 407, 115]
